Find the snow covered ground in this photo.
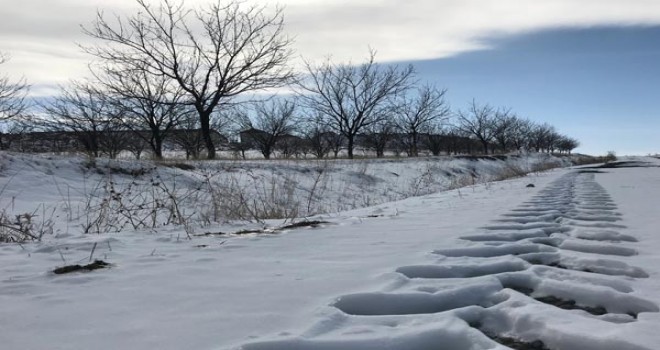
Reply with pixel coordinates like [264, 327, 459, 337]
[1, 154, 659, 349]
[0, 152, 569, 234]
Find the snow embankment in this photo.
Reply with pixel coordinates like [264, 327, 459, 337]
[0, 152, 571, 240]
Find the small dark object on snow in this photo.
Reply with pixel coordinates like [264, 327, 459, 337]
[53, 260, 111, 275]
[233, 229, 266, 235]
[198, 220, 330, 237]
[280, 220, 329, 230]
[480, 331, 550, 350]
[491, 335, 549, 349]
[526, 184, 535, 188]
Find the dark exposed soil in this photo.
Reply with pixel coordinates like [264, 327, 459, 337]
[199, 220, 330, 236]
[53, 260, 111, 275]
[162, 162, 196, 171]
[478, 329, 551, 350]
[200, 229, 263, 236]
[279, 220, 329, 230]
[455, 155, 509, 161]
[534, 295, 608, 316]
[501, 279, 611, 317]
[489, 335, 550, 350]
[589, 161, 657, 169]
[504, 285, 535, 295]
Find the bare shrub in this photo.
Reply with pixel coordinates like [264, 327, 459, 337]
[0, 207, 54, 243]
[530, 160, 562, 173]
[200, 171, 300, 224]
[447, 173, 477, 190]
[197, 161, 336, 224]
[563, 153, 618, 166]
[491, 163, 528, 182]
[305, 161, 331, 215]
[604, 151, 617, 163]
[81, 171, 199, 235]
[408, 163, 440, 196]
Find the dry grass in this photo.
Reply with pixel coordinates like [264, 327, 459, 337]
[0, 207, 55, 243]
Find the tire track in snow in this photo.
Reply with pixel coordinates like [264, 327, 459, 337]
[240, 171, 659, 350]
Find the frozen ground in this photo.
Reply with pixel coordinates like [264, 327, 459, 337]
[1, 154, 659, 349]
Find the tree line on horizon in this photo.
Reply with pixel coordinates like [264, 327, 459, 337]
[0, 0, 580, 160]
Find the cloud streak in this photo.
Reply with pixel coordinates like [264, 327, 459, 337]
[2, 0, 660, 92]
[283, 0, 660, 63]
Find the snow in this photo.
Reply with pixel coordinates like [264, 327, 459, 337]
[0, 152, 568, 229]
[1, 153, 660, 349]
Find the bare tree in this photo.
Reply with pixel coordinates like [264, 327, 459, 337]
[239, 98, 297, 159]
[545, 129, 562, 153]
[0, 121, 32, 151]
[124, 135, 148, 159]
[422, 124, 445, 156]
[362, 119, 397, 158]
[275, 134, 305, 158]
[456, 100, 496, 154]
[36, 82, 123, 158]
[171, 113, 205, 159]
[94, 64, 191, 159]
[297, 51, 415, 159]
[84, 0, 295, 159]
[99, 117, 132, 158]
[326, 131, 345, 158]
[491, 108, 516, 153]
[510, 117, 533, 152]
[557, 136, 579, 154]
[396, 85, 450, 157]
[0, 53, 29, 121]
[528, 123, 555, 152]
[302, 113, 334, 159]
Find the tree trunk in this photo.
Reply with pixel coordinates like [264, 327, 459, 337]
[346, 134, 354, 159]
[152, 134, 164, 160]
[200, 112, 216, 159]
[410, 132, 418, 157]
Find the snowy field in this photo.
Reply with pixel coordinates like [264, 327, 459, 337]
[1, 153, 659, 349]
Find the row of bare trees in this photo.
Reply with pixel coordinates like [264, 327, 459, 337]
[456, 100, 579, 155]
[0, 0, 580, 160]
[207, 92, 578, 159]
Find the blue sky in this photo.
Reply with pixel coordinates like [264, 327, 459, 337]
[2, 1, 660, 155]
[408, 26, 660, 155]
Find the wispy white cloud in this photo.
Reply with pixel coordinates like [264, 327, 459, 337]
[282, 0, 660, 63]
[2, 0, 660, 92]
